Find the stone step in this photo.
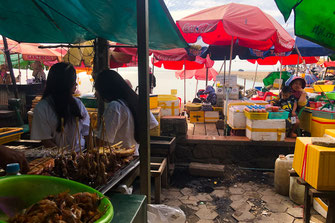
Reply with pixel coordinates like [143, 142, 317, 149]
[189, 162, 225, 177]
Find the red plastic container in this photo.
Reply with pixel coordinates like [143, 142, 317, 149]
[310, 101, 322, 108]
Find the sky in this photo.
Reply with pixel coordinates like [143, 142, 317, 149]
[164, 0, 295, 71]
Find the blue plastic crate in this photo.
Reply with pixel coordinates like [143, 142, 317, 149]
[268, 111, 289, 119]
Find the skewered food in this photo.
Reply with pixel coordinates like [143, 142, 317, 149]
[8, 191, 104, 223]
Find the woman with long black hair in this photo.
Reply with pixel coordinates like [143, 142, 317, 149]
[31, 62, 89, 151]
[95, 70, 158, 155]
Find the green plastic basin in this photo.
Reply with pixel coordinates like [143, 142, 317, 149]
[0, 175, 113, 222]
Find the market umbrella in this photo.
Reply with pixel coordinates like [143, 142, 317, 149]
[177, 3, 295, 135]
[0, 39, 65, 61]
[152, 50, 214, 104]
[248, 55, 319, 66]
[175, 67, 218, 81]
[263, 71, 292, 88]
[274, 0, 335, 50]
[293, 37, 335, 57]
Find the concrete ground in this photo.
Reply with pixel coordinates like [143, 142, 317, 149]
[159, 167, 326, 223]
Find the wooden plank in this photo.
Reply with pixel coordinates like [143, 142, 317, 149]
[309, 188, 335, 198]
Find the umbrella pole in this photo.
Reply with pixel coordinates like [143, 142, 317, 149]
[252, 62, 258, 89]
[184, 60, 186, 105]
[18, 54, 21, 83]
[279, 56, 283, 89]
[205, 67, 208, 87]
[224, 37, 234, 136]
[223, 56, 226, 84]
[195, 79, 198, 98]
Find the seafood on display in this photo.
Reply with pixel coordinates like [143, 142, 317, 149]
[8, 191, 104, 223]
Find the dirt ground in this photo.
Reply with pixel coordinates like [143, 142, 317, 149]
[158, 166, 326, 223]
[223, 71, 270, 83]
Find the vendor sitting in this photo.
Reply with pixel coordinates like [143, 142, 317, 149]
[289, 76, 307, 108]
[271, 86, 300, 138]
[203, 85, 217, 106]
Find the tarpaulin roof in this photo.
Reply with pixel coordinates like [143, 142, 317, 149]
[176, 3, 294, 52]
[0, 0, 188, 50]
[275, 0, 335, 50]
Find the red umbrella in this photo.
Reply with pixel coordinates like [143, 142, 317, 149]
[248, 55, 319, 65]
[176, 3, 295, 52]
[152, 48, 214, 70]
[177, 3, 295, 135]
[175, 67, 218, 81]
[0, 39, 64, 61]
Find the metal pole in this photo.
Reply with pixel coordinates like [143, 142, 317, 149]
[195, 79, 199, 98]
[224, 37, 234, 136]
[137, 0, 151, 202]
[252, 62, 258, 89]
[2, 36, 18, 98]
[184, 60, 186, 104]
[223, 56, 226, 84]
[205, 67, 209, 87]
[243, 78, 246, 96]
[279, 56, 283, 89]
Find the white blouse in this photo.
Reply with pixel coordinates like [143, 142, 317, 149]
[31, 97, 90, 152]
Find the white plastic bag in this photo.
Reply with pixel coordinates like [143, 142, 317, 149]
[147, 204, 186, 223]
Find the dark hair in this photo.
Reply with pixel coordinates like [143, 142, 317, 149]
[94, 70, 140, 143]
[281, 86, 292, 94]
[42, 62, 82, 132]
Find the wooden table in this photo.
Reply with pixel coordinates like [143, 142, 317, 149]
[290, 170, 335, 223]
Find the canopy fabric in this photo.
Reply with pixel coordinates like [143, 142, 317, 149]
[0, 54, 32, 68]
[0, 39, 66, 61]
[263, 71, 292, 87]
[294, 37, 335, 56]
[324, 62, 335, 68]
[153, 55, 214, 70]
[176, 3, 295, 52]
[0, 0, 188, 50]
[248, 55, 319, 66]
[175, 67, 218, 81]
[275, 0, 335, 50]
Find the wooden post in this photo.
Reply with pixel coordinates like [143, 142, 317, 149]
[2, 36, 18, 98]
[205, 67, 208, 87]
[137, 0, 151, 203]
[93, 38, 109, 129]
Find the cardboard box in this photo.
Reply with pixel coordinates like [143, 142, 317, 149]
[216, 75, 237, 87]
[205, 111, 219, 123]
[246, 119, 285, 141]
[292, 137, 335, 190]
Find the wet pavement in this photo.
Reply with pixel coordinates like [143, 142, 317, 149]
[160, 167, 326, 223]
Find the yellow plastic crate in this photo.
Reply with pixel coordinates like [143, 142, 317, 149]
[0, 128, 23, 145]
[292, 137, 335, 190]
[190, 111, 204, 123]
[311, 116, 335, 137]
[313, 85, 335, 92]
[300, 109, 312, 133]
[150, 95, 158, 109]
[305, 87, 314, 93]
[244, 111, 268, 120]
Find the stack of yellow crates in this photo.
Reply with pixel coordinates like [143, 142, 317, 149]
[293, 132, 335, 190]
[311, 116, 335, 137]
[150, 107, 161, 136]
